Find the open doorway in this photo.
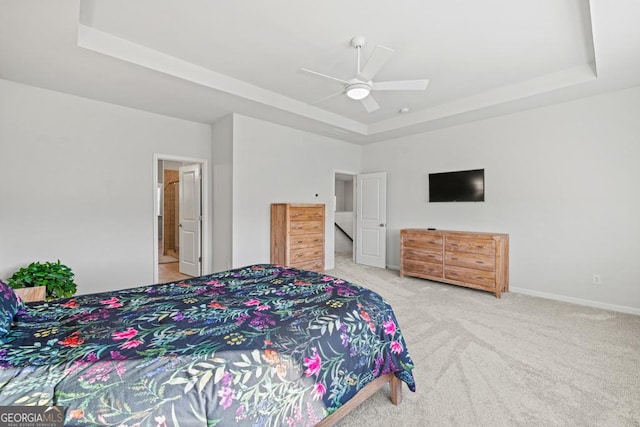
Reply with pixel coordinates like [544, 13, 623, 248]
[334, 172, 356, 264]
[161, 164, 181, 263]
[153, 154, 209, 283]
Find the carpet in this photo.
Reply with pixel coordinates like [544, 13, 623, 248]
[328, 255, 640, 426]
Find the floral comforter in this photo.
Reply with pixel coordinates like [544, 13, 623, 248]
[0, 264, 415, 426]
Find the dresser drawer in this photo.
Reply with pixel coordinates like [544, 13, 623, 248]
[403, 246, 442, 263]
[289, 207, 324, 221]
[290, 259, 324, 272]
[289, 220, 323, 235]
[402, 232, 443, 250]
[290, 246, 324, 262]
[402, 258, 443, 278]
[445, 265, 496, 289]
[445, 236, 495, 256]
[289, 233, 323, 249]
[445, 251, 495, 272]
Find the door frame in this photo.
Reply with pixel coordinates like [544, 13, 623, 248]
[153, 153, 210, 283]
[333, 170, 358, 264]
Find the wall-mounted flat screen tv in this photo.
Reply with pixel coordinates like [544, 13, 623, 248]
[428, 169, 485, 202]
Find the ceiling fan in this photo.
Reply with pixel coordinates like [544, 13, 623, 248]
[300, 36, 429, 113]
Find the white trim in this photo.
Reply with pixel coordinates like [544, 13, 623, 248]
[78, 24, 366, 135]
[153, 153, 210, 283]
[510, 287, 640, 316]
[391, 267, 639, 315]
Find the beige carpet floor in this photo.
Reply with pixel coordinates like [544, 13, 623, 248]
[327, 255, 640, 427]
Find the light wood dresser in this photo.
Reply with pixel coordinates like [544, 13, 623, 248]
[271, 203, 325, 272]
[400, 229, 509, 298]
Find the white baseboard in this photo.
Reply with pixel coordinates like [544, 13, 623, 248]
[387, 263, 639, 316]
[510, 287, 640, 316]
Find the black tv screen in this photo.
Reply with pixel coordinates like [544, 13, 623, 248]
[429, 169, 485, 202]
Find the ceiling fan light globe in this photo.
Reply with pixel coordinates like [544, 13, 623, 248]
[346, 84, 371, 100]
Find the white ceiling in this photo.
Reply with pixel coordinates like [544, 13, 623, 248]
[1, 0, 639, 144]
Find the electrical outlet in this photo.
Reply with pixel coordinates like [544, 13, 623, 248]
[592, 273, 602, 285]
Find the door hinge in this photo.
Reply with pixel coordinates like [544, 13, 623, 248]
[199, 256, 202, 263]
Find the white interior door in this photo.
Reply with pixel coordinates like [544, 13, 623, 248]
[356, 172, 387, 268]
[179, 164, 201, 276]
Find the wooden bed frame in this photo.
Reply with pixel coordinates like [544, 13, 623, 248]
[316, 373, 402, 426]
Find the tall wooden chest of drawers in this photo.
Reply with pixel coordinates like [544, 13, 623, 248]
[270, 203, 325, 272]
[400, 229, 509, 298]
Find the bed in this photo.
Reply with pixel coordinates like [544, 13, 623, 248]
[0, 264, 415, 426]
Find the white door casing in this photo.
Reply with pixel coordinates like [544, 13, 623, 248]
[356, 172, 387, 268]
[179, 164, 201, 276]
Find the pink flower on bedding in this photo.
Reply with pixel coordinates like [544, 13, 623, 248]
[312, 382, 326, 400]
[205, 280, 225, 287]
[115, 361, 127, 376]
[390, 340, 403, 354]
[244, 299, 260, 306]
[217, 386, 235, 409]
[304, 348, 322, 377]
[119, 339, 144, 349]
[383, 318, 397, 335]
[110, 351, 126, 360]
[112, 327, 138, 340]
[100, 296, 123, 308]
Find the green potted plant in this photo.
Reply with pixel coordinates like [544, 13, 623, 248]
[7, 260, 77, 300]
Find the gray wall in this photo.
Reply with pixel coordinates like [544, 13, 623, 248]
[362, 85, 640, 313]
[0, 79, 213, 294]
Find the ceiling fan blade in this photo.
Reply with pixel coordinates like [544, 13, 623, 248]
[311, 89, 345, 105]
[373, 79, 429, 91]
[361, 95, 380, 113]
[300, 68, 349, 85]
[359, 45, 394, 81]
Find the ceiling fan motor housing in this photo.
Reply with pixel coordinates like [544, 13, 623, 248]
[351, 35, 366, 49]
[345, 80, 372, 100]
